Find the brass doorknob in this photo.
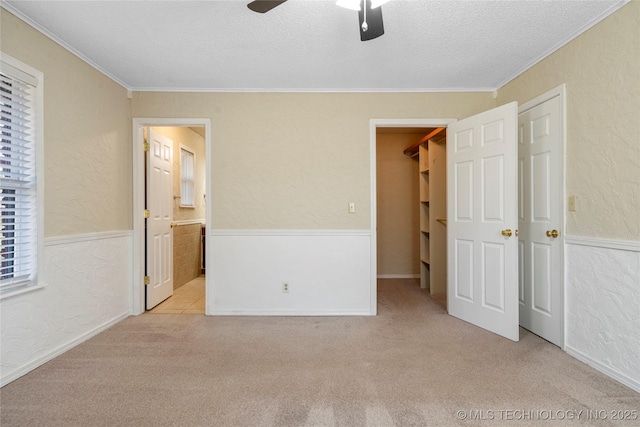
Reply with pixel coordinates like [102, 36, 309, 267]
[501, 229, 512, 237]
[170, 222, 176, 228]
[546, 229, 559, 238]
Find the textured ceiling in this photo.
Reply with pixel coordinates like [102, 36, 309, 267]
[3, 0, 627, 91]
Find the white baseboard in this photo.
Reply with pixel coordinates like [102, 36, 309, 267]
[0, 312, 130, 387]
[565, 345, 640, 393]
[212, 310, 372, 316]
[377, 274, 420, 279]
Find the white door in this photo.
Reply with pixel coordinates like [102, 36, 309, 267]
[518, 96, 563, 347]
[447, 102, 519, 341]
[146, 129, 174, 309]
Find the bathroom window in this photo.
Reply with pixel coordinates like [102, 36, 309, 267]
[180, 146, 195, 207]
[0, 54, 44, 297]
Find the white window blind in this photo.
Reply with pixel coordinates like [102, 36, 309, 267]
[0, 61, 38, 292]
[180, 147, 195, 207]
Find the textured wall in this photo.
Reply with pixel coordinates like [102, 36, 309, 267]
[132, 92, 494, 230]
[376, 133, 421, 276]
[0, 9, 132, 386]
[497, 1, 640, 240]
[0, 233, 132, 385]
[566, 242, 640, 389]
[1, 9, 132, 237]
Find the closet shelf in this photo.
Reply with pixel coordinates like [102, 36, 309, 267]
[403, 127, 446, 156]
[421, 258, 431, 265]
[436, 217, 447, 226]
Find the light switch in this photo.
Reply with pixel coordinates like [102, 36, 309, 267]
[349, 202, 356, 213]
[568, 196, 576, 212]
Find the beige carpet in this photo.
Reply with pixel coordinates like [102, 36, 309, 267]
[1, 279, 637, 426]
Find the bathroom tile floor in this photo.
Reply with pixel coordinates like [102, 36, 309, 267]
[148, 276, 205, 314]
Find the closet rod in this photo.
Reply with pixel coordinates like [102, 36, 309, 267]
[403, 127, 445, 156]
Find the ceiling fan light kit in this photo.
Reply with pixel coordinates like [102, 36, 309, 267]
[336, 0, 389, 11]
[247, 0, 388, 41]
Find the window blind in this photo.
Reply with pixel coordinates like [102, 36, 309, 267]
[180, 148, 195, 207]
[0, 68, 37, 291]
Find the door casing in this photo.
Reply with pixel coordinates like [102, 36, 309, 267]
[132, 118, 212, 315]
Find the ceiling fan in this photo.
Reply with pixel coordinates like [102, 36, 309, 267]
[247, 0, 386, 41]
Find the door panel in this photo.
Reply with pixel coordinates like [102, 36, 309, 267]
[482, 155, 504, 221]
[482, 242, 504, 311]
[518, 96, 563, 347]
[447, 102, 519, 342]
[532, 243, 551, 313]
[455, 239, 474, 301]
[146, 129, 174, 310]
[455, 162, 474, 221]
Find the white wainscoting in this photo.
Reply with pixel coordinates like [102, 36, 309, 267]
[209, 230, 372, 316]
[564, 236, 640, 393]
[0, 231, 132, 386]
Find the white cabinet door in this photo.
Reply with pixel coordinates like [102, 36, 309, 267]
[518, 96, 563, 347]
[447, 102, 519, 341]
[146, 129, 174, 310]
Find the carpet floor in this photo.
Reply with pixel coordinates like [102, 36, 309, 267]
[1, 279, 638, 426]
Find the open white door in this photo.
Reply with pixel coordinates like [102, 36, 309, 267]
[146, 129, 174, 310]
[518, 96, 563, 347]
[447, 102, 519, 341]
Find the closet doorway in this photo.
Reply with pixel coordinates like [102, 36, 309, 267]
[132, 118, 212, 316]
[371, 88, 565, 345]
[374, 120, 453, 310]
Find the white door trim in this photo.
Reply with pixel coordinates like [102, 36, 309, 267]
[518, 84, 567, 348]
[132, 118, 212, 315]
[369, 119, 456, 314]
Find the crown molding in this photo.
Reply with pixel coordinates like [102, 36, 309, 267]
[1, 3, 131, 90]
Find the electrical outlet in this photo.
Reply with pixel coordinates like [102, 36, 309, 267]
[282, 283, 289, 293]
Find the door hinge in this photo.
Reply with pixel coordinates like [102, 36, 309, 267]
[144, 209, 150, 219]
[143, 142, 150, 152]
[144, 276, 150, 285]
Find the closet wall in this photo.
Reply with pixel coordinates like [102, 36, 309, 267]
[375, 131, 422, 278]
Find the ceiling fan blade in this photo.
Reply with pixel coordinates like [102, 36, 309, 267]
[358, 1, 384, 41]
[247, 0, 288, 13]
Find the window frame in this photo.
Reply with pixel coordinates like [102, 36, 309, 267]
[0, 53, 45, 300]
[179, 144, 196, 208]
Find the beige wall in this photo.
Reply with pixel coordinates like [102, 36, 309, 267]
[1, 9, 132, 237]
[497, 2, 640, 240]
[376, 133, 421, 276]
[132, 92, 494, 230]
[151, 126, 206, 222]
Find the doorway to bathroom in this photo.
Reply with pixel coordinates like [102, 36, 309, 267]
[132, 118, 212, 316]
